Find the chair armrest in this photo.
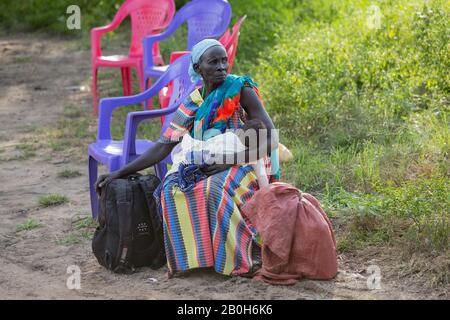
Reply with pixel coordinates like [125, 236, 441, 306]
[169, 51, 189, 63]
[121, 100, 187, 165]
[91, 11, 127, 59]
[97, 84, 165, 141]
[97, 71, 196, 141]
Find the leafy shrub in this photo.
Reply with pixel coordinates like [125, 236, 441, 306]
[380, 177, 449, 252]
[255, 0, 449, 145]
[0, 0, 123, 34]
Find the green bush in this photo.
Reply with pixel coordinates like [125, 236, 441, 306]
[257, 0, 450, 258]
[0, 0, 123, 34]
[323, 176, 449, 255]
[228, 0, 295, 73]
[380, 177, 449, 252]
[256, 0, 449, 144]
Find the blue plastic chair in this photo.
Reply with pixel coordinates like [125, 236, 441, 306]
[88, 54, 196, 218]
[142, 0, 231, 87]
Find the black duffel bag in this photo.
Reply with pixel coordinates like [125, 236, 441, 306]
[92, 174, 166, 274]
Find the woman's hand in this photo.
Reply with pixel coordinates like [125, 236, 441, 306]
[95, 172, 121, 195]
[94, 142, 177, 196]
[200, 163, 234, 177]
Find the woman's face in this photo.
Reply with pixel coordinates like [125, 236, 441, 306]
[194, 45, 229, 87]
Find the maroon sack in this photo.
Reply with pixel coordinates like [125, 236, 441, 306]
[242, 182, 338, 285]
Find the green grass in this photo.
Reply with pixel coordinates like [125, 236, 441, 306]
[49, 139, 72, 151]
[56, 233, 81, 246]
[39, 112, 96, 160]
[4, 151, 36, 161]
[0, 143, 38, 161]
[79, 229, 95, 240]
[320, 176, 449, 255]
[16, 219, 42, 232]
[56, 216, 97, 246]
[17, 125, 39, 134]
[16, 143, 36, 152]
[38, 194, 69, 207]
[63, 105, 83, 118]
[57, 169, 82, 179]
[13, 56, 32, 63]
[73, 216, 97, 230]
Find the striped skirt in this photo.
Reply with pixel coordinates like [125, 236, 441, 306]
[159, 165, 260, 276]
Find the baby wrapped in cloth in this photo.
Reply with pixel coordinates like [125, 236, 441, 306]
[167, 119, 269, 190]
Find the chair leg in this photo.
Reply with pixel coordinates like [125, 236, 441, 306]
[89, 155, 99, 219]
[155, 163, 167, 180]
[121, 67, 131, 96]
[126, 67, 133, 95]
[136, 65, 145, 92]
[92, 67, 99, 115]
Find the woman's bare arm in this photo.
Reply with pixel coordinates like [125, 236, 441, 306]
[239, 86, 279, 159]
[201, 86, 279, 175]
[95, 141, 177, 193]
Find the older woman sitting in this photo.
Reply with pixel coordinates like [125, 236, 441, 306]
[95, 39, 279, 277]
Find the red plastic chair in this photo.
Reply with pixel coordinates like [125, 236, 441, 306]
[91, 0, 175, 114]
[158, 15, 247, 114]
[158, 51, 190, 125]
[221, 15, 247, 74]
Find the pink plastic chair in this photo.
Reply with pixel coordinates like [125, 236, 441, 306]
[91, 0, 175, 114]
[158, 16, 247, 112]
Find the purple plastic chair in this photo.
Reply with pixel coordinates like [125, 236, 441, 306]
[142, 0, 231, 88]
[88, 54, 195, 218]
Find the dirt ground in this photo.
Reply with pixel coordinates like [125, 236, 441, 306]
[0, 34, 446, 300]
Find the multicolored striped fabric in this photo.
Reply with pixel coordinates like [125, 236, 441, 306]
[160, 165, 259, 275]
[156, 75, 279, 275]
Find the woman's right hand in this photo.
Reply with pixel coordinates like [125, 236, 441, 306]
[95, 172, 120, 195]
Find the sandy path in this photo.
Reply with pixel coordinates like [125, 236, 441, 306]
[0, 34, 439, 300]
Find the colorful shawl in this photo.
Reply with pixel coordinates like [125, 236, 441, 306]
[192, 74, 257, 141]
[158, 74, 280, 180]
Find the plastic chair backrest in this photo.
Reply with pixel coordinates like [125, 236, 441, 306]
[117, 0, 175, 57]
[176, 0, 232, 50]
[97, 53, 194, 142]
[160, 54, 195, 134]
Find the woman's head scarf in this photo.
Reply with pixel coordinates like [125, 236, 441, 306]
[188, 39, 225, 83]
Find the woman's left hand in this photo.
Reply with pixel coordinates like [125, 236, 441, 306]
[201, 163, 234, 177]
